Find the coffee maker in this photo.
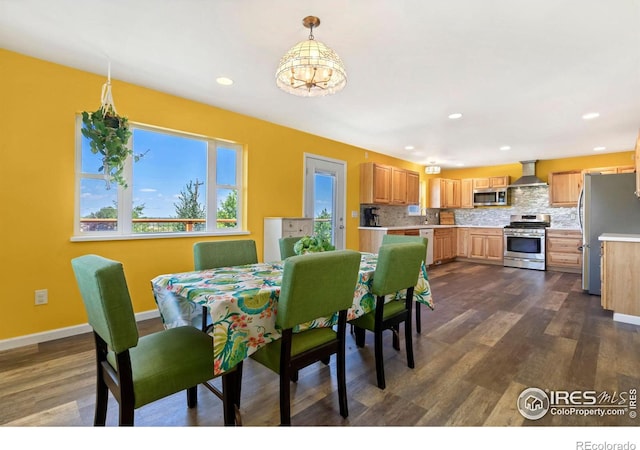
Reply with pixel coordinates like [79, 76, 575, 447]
[363, 207, 380, 227]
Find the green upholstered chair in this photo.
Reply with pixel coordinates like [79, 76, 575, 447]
[278, 236, 300, 259]
[350, 242, 425, 390]
[71, 254, 240, 426]
[193, 240, 258, 332]
[380, 234, 427, 333]
[250, 249, 361, 425]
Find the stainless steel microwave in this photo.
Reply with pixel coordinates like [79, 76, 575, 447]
[473, 188, 508, 206]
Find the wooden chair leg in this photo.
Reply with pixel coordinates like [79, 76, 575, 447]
[279, 330, 292, 426]
[321, 356, 330, 365]
[119, 402, 134, 426]
[354, 326, 365, 347]
[94, 377, 108, 426]
[290, 370, 299, 382]
[392, 325, 400, 351]
[279, 370, 291, 425]
[405, 318, 415, 369]
[186, 385, 198, 408]
[415, 303, 421, 334]
[374, 328, 386, 390]
[406, 289, 415, 369]
[337, 340, 348, 418]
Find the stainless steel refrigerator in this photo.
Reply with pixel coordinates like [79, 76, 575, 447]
[579, 172, 640, 294]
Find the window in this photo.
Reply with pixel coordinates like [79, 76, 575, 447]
[74, 118, 244, 240]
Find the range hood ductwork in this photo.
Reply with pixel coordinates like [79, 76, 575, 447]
[509, 160, 548, 187]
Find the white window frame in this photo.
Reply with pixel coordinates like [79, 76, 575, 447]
[72, 117, 247, 241]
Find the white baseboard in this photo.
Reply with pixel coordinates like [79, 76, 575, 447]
[613, 312, 640, 326]
[0, 309, 161, 352]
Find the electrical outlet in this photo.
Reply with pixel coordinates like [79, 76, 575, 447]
[351, 210, 358, 218]
[35, 289, 48, 305]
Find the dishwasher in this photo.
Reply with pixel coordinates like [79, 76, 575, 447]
[419, 228, 434, 266]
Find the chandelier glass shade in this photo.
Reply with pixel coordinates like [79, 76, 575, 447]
[276, 16, 347, 97]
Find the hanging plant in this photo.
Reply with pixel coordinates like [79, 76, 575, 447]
[81, 71, 143, 189]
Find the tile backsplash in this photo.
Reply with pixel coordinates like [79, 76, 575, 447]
[361, 186, 580, 229]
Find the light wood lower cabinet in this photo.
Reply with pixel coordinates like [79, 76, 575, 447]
[467, 228, 503, 263]
[359, 228, 422, 253]
[546, 229, 582, 273]
[433, 228, 456, 264]
[601, 240, 640, 315]
[456, 227, 469, 257]
[359, 229, 386, 253]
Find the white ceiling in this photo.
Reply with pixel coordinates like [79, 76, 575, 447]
[2, 0, 639, 169]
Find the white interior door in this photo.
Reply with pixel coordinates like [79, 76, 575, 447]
[303, 154, 346, 250]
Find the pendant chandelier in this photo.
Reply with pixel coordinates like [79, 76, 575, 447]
[275, 16, 347, 97]
[425, 164, 441, 175]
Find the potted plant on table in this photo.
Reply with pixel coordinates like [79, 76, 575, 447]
[293, 235, 335, 255]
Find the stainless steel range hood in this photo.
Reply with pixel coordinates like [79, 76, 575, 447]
[509, 160, 547, 187]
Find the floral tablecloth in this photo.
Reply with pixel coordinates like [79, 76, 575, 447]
[151, 253, 433, 375]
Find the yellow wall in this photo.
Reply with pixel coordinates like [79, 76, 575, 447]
[1, 48, 634, 342]
[0, 49, 426, 341]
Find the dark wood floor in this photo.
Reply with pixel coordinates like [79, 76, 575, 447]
[1, 261, 639, 427]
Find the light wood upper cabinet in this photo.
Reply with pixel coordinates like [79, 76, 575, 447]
[473, 176, 510, 189]
[550, 165, 636, 206]
[584, 165, 635, 175]
[406, 170, 420, 205]
[360, 163, 391, 204]
[391, 167, 408, 205]
[461, 179, 474, 209]
[429, 178, 461, 208]
[549, 171, 583, 207]
[361, 163, 420, 205]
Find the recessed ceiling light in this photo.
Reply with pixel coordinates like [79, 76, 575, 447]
[404, 145, 415, 150]
[455, 163, 465, 167]
[216, 77, 234, 86]
[593, 146, 606, 151]
[499, 146, 511, 151]
[448, 113, 463, 119]
[582, 112, 600, 120]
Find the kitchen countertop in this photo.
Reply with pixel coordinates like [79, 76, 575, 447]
[360, 225, 582, 231]
[358, 225, 504, 230]
[598, 233, 640, 243]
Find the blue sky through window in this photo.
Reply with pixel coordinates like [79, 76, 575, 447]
[81, 127, 334, 220]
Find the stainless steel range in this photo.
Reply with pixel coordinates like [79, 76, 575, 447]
[503, 214, 550, 271]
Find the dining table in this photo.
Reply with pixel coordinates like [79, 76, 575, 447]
[151, 252, 434, 376]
